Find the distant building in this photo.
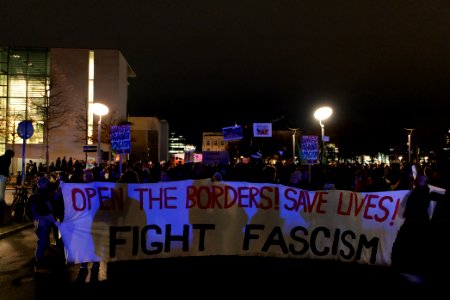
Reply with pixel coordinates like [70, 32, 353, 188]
[200, 129, 297, 162]
[0, 46, 135, 173]
[202, 132, 228, 151]
[169, 133, 186, 159]
[166, 133, 196, 164]
[128, 116, 169, 165]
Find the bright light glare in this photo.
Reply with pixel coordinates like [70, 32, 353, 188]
[92, 103, 109, 116]
[314, 106, 333, 121]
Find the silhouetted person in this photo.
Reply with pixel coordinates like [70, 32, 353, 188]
[30, 176, 59, 272]
[391, 172, 430, 282]
[426, 164, 450, 287]
[0, 149, 14, 225]
[118, 164, 140, 183]
[76, 169, 100, 283]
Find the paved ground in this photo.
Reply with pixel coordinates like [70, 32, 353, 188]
[0, 187, 33, 238]
[48, 256, 443, 298]
[4, 225, 440, 299]
[28, 239, 443, 299]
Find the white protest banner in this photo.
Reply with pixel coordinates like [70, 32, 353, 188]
[58, 180, 410, 266]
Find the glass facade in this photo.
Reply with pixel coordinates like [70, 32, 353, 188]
[0, 47, 50, 152]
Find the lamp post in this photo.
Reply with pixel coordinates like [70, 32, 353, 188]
[314, 106, 332, 165]
[404, 128, 414, 163]
[92, 103, 109, 165]
[11, 110, 23, 176]
[289, 128, 299, 164]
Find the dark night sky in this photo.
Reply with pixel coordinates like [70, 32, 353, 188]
[1, 1, 449, 153]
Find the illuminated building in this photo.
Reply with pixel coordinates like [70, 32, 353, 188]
[128, 116, 169, 164]
[0, 46, 135, 173]
[202, 132, 227, 151]
[169, 132, 186, 160]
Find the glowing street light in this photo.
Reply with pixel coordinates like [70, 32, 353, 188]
[92, 102, 109, 165]
[314, 106, 333, 164]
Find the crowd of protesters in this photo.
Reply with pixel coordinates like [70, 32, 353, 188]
[17, 155, 450, 193]
[8, 154, 450, 283]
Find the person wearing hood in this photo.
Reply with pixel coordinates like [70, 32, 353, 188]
[29, 175, 58, 272]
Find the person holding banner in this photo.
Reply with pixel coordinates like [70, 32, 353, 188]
[76, 169, 101, 283]
[50, 171, 68, 248]
[212, 171, 223, 182]
[29, 175, 59, 273]
[288, 168, 302, 188]
[391, 172, 431, 282]
[118, 163, 140, 183]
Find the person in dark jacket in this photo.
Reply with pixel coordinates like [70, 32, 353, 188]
[30, 176, 59, 272]
[426, 164, 450, 286]
[391, 172, 430, 281]
[77, 169, 101, 283]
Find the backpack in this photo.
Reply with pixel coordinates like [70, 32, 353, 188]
[29, 192, 52, 218]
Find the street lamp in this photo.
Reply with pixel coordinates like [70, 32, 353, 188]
[92, 102, 109, 165]
[289, 128, 300, 164]
[314, 106, 333, 164]
[404, 128, 414, 163]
